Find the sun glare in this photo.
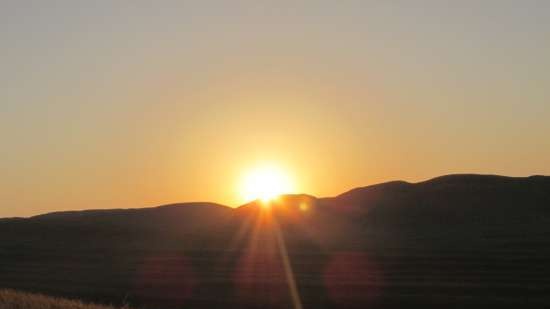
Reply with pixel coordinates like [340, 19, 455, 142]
[241, 165, 295, 203]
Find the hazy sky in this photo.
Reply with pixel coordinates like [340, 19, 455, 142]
[2, 1, 550, 217]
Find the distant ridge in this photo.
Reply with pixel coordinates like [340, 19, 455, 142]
[335, 173, 549, 198]
[31, 202, 231, 220]
[1, 174, 549, 220]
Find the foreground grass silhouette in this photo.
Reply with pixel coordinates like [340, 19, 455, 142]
[0, 290, 131, 309]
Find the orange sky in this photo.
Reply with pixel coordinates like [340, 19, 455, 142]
[1, 1, 550, 217]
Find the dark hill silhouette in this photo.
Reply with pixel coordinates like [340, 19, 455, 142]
[1, 174, 550, 308]
[32, 202, 231, 220]
[29, 202, 233, 235]
[317, 175, 550, 252]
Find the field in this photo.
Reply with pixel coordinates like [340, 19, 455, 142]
[2, 239, 550, 308]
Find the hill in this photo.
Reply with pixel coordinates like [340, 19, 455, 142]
[1, 174, 550, 308]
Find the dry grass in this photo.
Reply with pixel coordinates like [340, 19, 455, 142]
[0, 290, 131, 309]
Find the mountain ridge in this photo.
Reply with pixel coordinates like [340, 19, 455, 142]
[6, 173, 549, 220]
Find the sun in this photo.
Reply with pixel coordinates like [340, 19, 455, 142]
[241, 165, 295, 203]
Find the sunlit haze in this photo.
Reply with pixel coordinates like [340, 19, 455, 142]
[240, 165, 295, 203]
[1, 1, 550, 217]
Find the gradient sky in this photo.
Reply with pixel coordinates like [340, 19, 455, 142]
[2, 1, 550, 217]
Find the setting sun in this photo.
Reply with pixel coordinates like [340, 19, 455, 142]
[241, 165, 295, 203]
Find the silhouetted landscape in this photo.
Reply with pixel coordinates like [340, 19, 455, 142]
[4, 1, 550, 308]
[2, 174, 550, 308]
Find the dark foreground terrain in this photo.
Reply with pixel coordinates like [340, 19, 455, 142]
[0, 289, 130, 309]
[1, 174, 550, 308]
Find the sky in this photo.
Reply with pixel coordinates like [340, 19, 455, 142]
[1, 1, 550, 217]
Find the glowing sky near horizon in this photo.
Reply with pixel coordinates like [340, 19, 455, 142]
[1, 1, 550, 217]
